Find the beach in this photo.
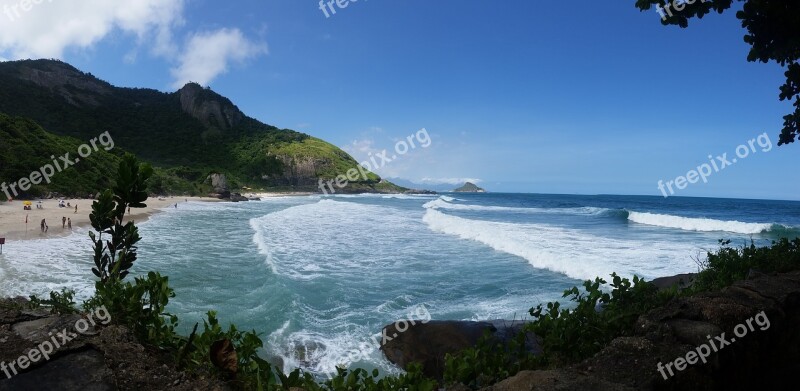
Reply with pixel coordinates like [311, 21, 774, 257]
[0, 193, 311, 242]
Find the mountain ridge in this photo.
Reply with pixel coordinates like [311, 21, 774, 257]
[0, 59, 405, 196]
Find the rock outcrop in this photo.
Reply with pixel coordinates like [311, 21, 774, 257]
[0, 298, 228, 390]
[268, 155, 333, 187]
[177, 83, 244, 131]
[206, 173, 231, 199]
[14, 60, 112, 107]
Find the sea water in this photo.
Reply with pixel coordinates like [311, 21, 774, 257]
[2, 193, 799, 375]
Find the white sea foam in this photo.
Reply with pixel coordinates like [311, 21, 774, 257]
[0, 227, 97, 300]
[423, 196, 608, 215]
[422, 209, 701, 281]
[627, 211, 774, 234]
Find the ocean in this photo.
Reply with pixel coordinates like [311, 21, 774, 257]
[1, 193, 800, 375]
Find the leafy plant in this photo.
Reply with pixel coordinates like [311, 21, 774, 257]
[527, 273, 674, 366]
[691, 238, 800, 292]
[444, 330, 534, 389]
[29, 288, 78, 315]
[320, 364, 436, 391]
[178, 311, 276, 389]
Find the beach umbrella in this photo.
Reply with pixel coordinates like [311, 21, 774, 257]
[22, 201, 32, 206]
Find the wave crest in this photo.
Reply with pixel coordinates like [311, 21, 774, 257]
[626, 211, 783, 234]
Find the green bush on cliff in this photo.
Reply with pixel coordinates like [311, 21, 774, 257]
[691, 238, 800, 292]
[527, 273, 674, 366]
[443, 330, 534, 388]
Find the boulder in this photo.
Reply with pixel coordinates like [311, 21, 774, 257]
[229, 193, 248, 202]
[650, 273, 695, 291]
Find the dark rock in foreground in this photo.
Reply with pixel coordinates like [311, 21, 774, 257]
[650, 273, 696, 291]
[0, 298, 229, 391]
[380, 320, 540, 380]
[485, 270, 800, 390]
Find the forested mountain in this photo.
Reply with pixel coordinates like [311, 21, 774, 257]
[0, 59, 404, 197]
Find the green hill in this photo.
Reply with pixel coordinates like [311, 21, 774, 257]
[0, 59, 405, 197]
[0, 113, 122, 198]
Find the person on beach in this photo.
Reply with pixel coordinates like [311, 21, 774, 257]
[74, 204, 78, 214]
[175, 203, 177, 208]
[67, 218, 72, 230]
[62, 216, 66, 229]
[40, 219, 45, 232]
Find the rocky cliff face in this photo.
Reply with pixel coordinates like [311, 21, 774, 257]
[177, 83, 244, 131]
[14, 60, 112, 107]
[267, 155, 331, 187]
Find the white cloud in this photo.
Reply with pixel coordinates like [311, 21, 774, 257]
[420, 177, 482, 185]
[170, 28, 267, 89]
[342, 138, 377, 155]
[0, 0, 267, 90]
[0, 0, 185, 59]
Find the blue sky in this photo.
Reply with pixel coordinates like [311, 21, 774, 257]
[1, 0, 798, 200]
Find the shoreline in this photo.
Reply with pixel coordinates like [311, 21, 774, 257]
[0, 192, 313, 243]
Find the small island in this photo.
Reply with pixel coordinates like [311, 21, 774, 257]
[453, 182, 486, 193]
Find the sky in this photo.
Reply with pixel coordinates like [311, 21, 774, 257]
[0, 0, 798, 200]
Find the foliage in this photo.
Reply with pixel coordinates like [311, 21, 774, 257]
[690, 238, 800, 292]
[443, 331, 534, 389]
[81, 153, 178, 345]
[29, 288, 78, 315]
[633, 0, 800, 147]
[527, 273, 672, 366]
[88, 154, 152, 283]
[178, 311, 274, 389]
[314, 364, 436, 391]
[0, 113, 120, 198]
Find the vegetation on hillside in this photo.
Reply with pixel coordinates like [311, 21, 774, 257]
[0, 113, 120, 197]
[0, 60, 398, 196]
[0, 113, 212, 198]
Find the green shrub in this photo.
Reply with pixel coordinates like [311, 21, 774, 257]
[444, 330, 534, 389]
[29, 288, 78, 315]
[691, 238, 800, 292]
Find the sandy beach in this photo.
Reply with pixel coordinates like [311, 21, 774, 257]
[0, 192, 312, 243]
[0, 197, 217, 242]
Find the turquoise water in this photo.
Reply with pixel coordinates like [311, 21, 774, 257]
[2, 193, 800, 374]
